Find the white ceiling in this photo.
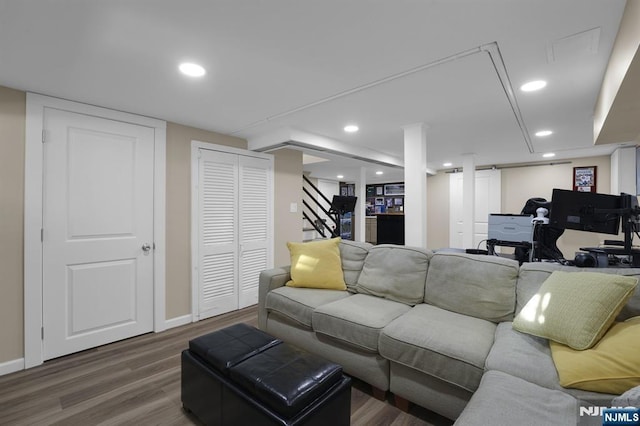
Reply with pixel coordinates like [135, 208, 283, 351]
[0, 0, 632, 183]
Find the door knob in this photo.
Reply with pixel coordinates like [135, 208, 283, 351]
[142, 243, 151, 253]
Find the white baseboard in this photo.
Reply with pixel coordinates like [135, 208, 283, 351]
[165, 314, 192, 330]
[0, 358, 24, 376]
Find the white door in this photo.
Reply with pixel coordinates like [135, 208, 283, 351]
[198, 150, 239, 318]
[195, 147, 272, 318]
[449, 170, 501, 249]
[238, 155, 272, 308]
[42, 108, 155, 360]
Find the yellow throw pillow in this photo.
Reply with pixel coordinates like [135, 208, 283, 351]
[513, 271, 637, 350]
[550, 317, 640, 394]
[286, 238, 346, 290]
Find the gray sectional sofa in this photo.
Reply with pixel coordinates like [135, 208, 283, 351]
[257, 241, 640, 424]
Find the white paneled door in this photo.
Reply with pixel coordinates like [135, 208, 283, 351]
[195, 147, 272, 320]
[42, 108, 155, 360]
[449, 170, 501, 249]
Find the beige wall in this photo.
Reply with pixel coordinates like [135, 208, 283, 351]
[424, 155, 618, 259]
[165, 123, 247, 319]
[0, 86, 26, 363]
[273, 149, 303, 267]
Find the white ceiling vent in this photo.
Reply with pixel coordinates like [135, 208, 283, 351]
[547, 27, 601, 63]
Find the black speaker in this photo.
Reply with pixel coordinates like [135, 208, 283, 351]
[574, 252, 596, 267]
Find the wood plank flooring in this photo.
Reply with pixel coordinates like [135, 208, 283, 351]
[0, 306, 452, 425]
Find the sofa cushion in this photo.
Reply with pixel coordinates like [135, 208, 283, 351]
[425, 252, 519, 323]
[485, 321, 560, 390]
[550, 316, 640, 395]
[338, 240, 372, 292]
[265, 287, 351, 328]
[379, 303, 496, 392]
[454, 371, 578, 426]
[312, 294, 411, 352]
[512, 271, 638, 350]
[485, 322, 618, 406]
[517, 262, 640, 321]
[286, 238, 346, 290]
[355, 245, 431, 305]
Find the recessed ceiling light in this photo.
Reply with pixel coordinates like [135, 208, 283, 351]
[179, 62, 206, 77]
[535, 130, 553, 137]
[443, 162, 453, 167]
[337, 175, 344, 179]
[543, 152, 556, 158]
[520, 80, 547, 92]
[375, 171, 383, 175]
[344, 125, 359, 133]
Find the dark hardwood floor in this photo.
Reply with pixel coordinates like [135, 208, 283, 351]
[0, 306, 452, 425]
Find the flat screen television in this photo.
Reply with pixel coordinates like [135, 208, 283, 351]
[548, 188, 621, 235]
[330, 196, 357, 213]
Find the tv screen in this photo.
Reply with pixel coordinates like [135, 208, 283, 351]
[548, 189, 621, 235]
[330, 196, 357, 213]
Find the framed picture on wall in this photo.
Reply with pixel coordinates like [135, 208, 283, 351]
[384, 183, 404, 196]
[573, 166, 597, 192]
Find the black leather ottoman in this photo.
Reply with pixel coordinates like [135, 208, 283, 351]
[181, 323, 351, 425]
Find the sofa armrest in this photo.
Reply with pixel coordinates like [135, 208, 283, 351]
[258, 266, 291, 330]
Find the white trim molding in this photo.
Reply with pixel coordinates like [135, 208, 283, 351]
[164, 314, 192, 330]
[0, 358, 25, 377]
[24, 93, 166, 368]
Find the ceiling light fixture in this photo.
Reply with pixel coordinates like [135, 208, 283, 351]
[344, 125, 359, 133]
[179, 62, 206, 77]
[337, 175, 344, 179]
[443, 162, 453, 167]
[535, 130, 553, 137]
[520, 80, 547, 92]
[543, 153, 556, 158]
[376, 171, 383, 175]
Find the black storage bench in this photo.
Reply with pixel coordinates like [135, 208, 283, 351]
[181, 323, 351, 425]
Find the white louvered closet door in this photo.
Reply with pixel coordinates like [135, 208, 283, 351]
[197, 148, 273, 319]
[198, 150, 239, 318]
[238, 155, 272, 308]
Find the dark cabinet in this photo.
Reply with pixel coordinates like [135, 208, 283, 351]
[376, 214, 404, 245]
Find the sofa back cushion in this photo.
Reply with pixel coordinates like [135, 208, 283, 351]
[339, 240, 373, 292]
[425, 252, 519, 323]
[355, 245, 432, 305]
[517, 262, 640, 321]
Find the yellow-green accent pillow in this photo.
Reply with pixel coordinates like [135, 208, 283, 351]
[512, 271, 638, 350]
[286, 238, 346, 290]
[550, 317, 640, 394]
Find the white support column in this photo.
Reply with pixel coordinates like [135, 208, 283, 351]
[611, 146, 637, 195]
[403, 123, 428, 248]
[355, 167, 367, 242]
[462, 154, 476, 249]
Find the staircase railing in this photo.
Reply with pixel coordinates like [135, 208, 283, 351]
[302, 175, 338, 239]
